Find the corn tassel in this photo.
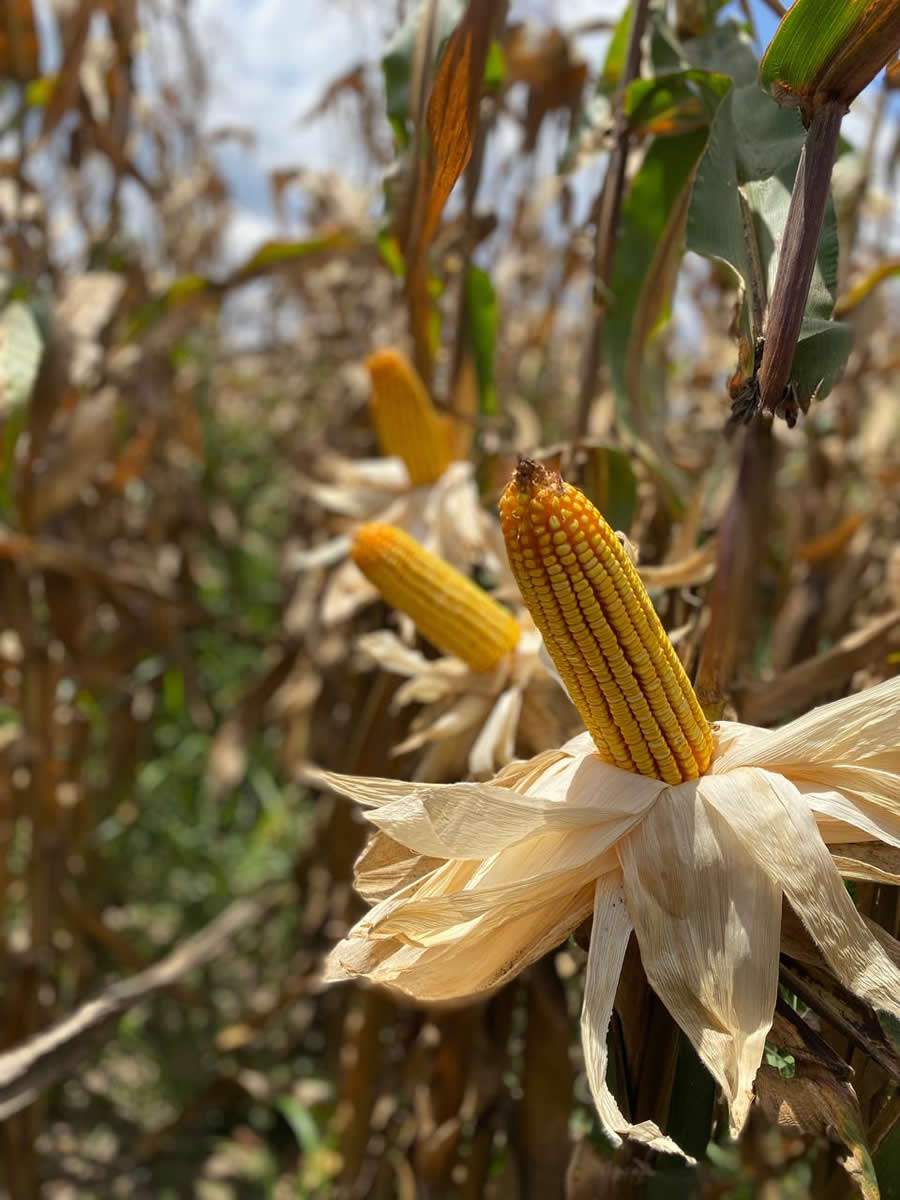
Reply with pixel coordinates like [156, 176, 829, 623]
[499, 460, 713, 784]
[352, 523, 521, 672]
[366, 349, 454, 486]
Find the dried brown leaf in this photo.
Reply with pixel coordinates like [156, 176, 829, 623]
[738, 609, 900, 725]
[756, 1004, 878, 1199]
[420, 0, 495, 248]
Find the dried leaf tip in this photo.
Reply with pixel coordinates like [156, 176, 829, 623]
[499, 466, 713, 783]
[352, 523, 521, 672]
[366, 349, 454, 486]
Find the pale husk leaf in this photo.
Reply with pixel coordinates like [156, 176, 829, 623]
[701, 767, 900, 1023]
[366, 780, 641, 862]
[796, 773, 900, 849]
[354, 831, 444, 902]
[715, 676, 900, 774]
[392, 693, 493, 756]
[581, 873, 694, 1161]
[325, 875, 595, 1001]
[322, 753, 666, 860]
[356, 631, 431, 678]
[320, 558, 380, 626]
[617, 784, 781, 1136]
[368, 848, 611, 945]
[469, 686, 523, 778]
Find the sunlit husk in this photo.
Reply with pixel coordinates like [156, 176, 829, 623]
[356, 625, 564, 780]
[320, 676, 900, 1143]
[618, 783, 781, 1135]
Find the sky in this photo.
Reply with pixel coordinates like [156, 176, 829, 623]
[182, 0, 897, 268]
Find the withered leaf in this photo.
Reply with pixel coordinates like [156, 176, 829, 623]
[420, 0, 496, 248]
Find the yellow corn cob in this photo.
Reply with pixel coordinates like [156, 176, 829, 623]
[366, 349, 454, 486]
[499, 460, 713, 784]
[352, 523, 521, 672]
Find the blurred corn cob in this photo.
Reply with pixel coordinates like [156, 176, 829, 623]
[499, 460, 713, 785]
[352, 523, 521, 672]
[366, 349, 454, 486]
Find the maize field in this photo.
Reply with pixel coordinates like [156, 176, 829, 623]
[0, 1, 899, 1198]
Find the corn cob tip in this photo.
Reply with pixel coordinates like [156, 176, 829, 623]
[364, 347, 408, 382]
[365, 349, 453, 486]
[499, 463, 713, 784]
[351, 522, 521, 672]
[350, 522, 395, 572]
[513, 457, 560, 493]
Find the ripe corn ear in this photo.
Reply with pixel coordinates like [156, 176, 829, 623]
[499, 460, 713, 784]
[352, 523, 521, 672]
[366, 349, 454, 486]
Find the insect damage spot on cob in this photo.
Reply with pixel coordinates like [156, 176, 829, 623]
[366, 349, 454, 486]
[499, 460, 713, 784]
[352, 523, 521, 672]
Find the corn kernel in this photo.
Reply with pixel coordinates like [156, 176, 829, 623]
[366, 349, 453, 486]
[499, 460, 713, 783]
[352, 523, 521, 672]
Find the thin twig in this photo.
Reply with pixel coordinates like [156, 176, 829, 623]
[843, 81, 889, 268]
[574, 0, 651, 441]
[0, 882, 294, 1121]
[695, 420, 775, 718]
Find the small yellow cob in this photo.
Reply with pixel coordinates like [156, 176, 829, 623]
[366, 349, 454, 487]
[499, 460, 713, 784]
[352, 524, 521, 672]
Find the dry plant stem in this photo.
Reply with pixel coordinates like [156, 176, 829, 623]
[448, 0, 508, 409]
[613, 935, 683, 1129]
[574, 0, 651, 441]
[869, 1089, 900, 1154]
[402, 0, 441, 383]
[0, 883, 293, 1121]
[737, 609, 900, 725]
[758, 100, 845, 416]
[517, 961, 574, 1197]
[695, 420, 775, 718]
[843, 82, 888, 268]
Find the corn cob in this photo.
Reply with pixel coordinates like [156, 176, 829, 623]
[366, 349, 454, 486]
[499, 460, 713, 784]
[352, 523, 521, 672]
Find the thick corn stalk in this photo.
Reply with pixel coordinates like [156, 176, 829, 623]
[499, 460, 712, 784]
[366, 349, 454, 486]
[352, 523, 520, 672]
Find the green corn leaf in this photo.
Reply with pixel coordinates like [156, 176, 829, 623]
[760, 0, 900, 113]
[464, 265, 498, 417]
[603, 22, 852, 424]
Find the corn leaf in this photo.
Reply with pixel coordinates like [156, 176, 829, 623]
[605, 71, 729, 419]
[685, 23, 852, 408]
[463, 265, 498, 416]
[421, 0, 495, 247]
[382, 0, 465, 150]
[578, 445, 638, 536]
[760, 0, 900, 113]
